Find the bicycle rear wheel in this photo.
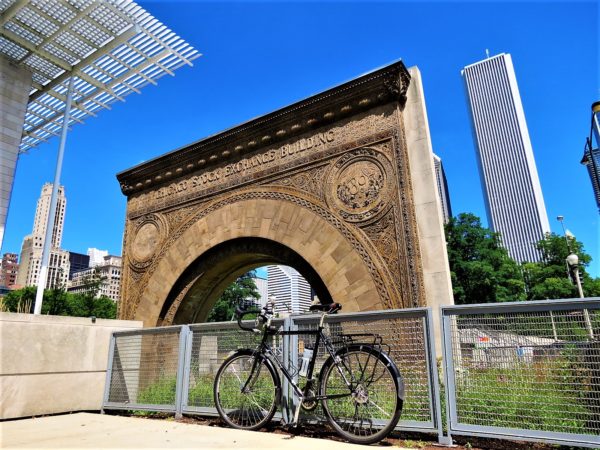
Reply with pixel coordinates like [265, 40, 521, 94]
[214, 350, 280, 430]
[319, 346, 403, 444]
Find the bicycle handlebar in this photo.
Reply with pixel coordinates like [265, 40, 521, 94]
[235, 307, 262, 332]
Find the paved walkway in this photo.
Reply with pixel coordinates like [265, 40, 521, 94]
[1, 412, 400, 449]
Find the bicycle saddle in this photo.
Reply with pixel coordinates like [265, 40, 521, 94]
[309, 302, 342, 313]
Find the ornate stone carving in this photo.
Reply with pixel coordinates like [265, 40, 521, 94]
[325, 148, 393, 223]
[128, 213, 168, 269]
[116, 62, 430, 323]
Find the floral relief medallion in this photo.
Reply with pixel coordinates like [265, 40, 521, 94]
[326, 148, 394, 223]
[130, 214, 167, 268]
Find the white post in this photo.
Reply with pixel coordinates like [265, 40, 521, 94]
[34, 76, 74, 315]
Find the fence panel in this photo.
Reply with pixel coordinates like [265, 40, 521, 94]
[182, 319, 285, 416]
[290, 308, 443, 438]
[103, 326, 185, 413]
[442, 298, 600, 448]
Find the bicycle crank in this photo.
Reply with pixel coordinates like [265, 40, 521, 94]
[301, 389, 318, 411]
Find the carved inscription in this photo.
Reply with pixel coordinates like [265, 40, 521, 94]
[154, 131, 335, 202]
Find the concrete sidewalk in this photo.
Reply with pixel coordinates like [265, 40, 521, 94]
[1, 412, 402, 449]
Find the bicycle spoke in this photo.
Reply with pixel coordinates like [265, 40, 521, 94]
[214, 354, 278, 430]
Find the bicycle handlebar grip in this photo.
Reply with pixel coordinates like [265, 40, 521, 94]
[308, 302, 342, 313]
[236, 307, 261, 331]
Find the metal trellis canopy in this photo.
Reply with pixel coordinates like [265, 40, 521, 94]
[0, 0, 201, 152]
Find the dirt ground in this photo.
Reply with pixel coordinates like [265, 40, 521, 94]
[122, 412, 565, 450]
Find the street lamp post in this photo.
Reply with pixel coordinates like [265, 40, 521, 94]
[557, 216, 593, 339]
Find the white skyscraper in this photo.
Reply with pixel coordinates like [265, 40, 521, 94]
[462, 53, 550, 262]
[16, 183, 69, 289]
[88, 248, 109, 267]
[267, 265, 312, 315]
[433, 154, 452, 223]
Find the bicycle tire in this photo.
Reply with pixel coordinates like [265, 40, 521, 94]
[214, 349, 281, 430]
[319, 345, 403, 444]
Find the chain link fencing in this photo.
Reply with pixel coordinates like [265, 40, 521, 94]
[442, 298, 600, 448]
[102, 299, 600, 448]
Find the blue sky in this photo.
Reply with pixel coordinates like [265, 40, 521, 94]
[3, 1, 599, 276]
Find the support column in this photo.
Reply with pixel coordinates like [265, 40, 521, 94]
[0, 55, 32, 252]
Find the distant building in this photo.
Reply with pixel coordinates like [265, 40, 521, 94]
[462, 53, 550, 262]
[68, 255, 122, 302]
[16, 183, 70, 289]
[433, 154, 452, 223]
[267, 265, 312, 315]
[0, 253, 18, 288]
[87, 248, 109, 267]
[68, 252, 90, 279]
[252, 274, 268, 307]
[581, 146, 600, 212]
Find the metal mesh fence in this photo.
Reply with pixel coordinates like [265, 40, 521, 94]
[443, 299, 600, 447]
[184, 321, 284, 413]
[291, 310, 438, 431]
[106, 327, 183, 410]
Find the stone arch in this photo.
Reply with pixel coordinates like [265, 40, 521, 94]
[133, 194, 387, 327]
[160, 237, 334, 325]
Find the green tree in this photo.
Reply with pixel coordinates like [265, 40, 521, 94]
[445, 213, 525, 304]
[207, 271, 261, 322]
[1, 286, 36, 313]
[524, 232, 600, 299]
[1, 284, 117, 319]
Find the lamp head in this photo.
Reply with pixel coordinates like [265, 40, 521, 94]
[566, 253, 579, 267]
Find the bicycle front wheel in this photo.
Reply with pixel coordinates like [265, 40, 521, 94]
[214, 351, 280, 430]
[320, 346, 403, 444]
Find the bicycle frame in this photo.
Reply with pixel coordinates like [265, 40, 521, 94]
[243, 313, 365, 424]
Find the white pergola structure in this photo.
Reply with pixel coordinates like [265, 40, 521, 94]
[0, 0, 200, 313]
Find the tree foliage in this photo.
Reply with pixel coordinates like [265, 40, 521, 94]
[207, 271, 261, 322]
[446, 213, 600, 303]
[445, 213, 525, 304]
[523, 232, 600, 299]
[0, 287, 116, 319]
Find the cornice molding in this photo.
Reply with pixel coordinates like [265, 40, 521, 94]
[117, 61, 411, 195]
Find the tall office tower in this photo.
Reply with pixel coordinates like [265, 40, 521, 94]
[16, 184, 69, 289]
[0, 253, 19, 288]
[462, 53, 550, 262]
[87, 248, 109, 267]
[433, 154, 453, 223]
[267, 265, 312, 315]
[68, 251, 90, 279]
[252, 274, 269, 307]
[69, 255, 122, 302]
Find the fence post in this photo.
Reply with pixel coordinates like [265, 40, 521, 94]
[101, 333, 116, 414]
[441, 310, 457, 444]
[175, 325, 190, 419]
[281, 316, 292, 424]
[425, 309, 452, 446]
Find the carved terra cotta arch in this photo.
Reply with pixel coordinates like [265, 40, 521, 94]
[133, 189, 395, 327]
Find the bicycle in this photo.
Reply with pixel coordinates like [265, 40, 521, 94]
[213, 300, 404, 444]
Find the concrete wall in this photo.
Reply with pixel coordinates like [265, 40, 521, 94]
[404, 66, 455, 353]
[0, 55, 31, 252]
[0, 312, 142, 419]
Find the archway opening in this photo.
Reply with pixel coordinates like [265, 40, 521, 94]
[159, 237, 333, 325]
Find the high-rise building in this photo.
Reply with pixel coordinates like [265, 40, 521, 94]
[16, 183, 70, 289]
[0, 253, 19, 288]
[267, 265, 312, 315]
[87, 248, 109, 267]
[68, 255, 122, 302]
[252, 274, 269, 307]
[433, 154, 452, 223]
[68, 252, 90, 279]
[462, 53, 550, 262]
